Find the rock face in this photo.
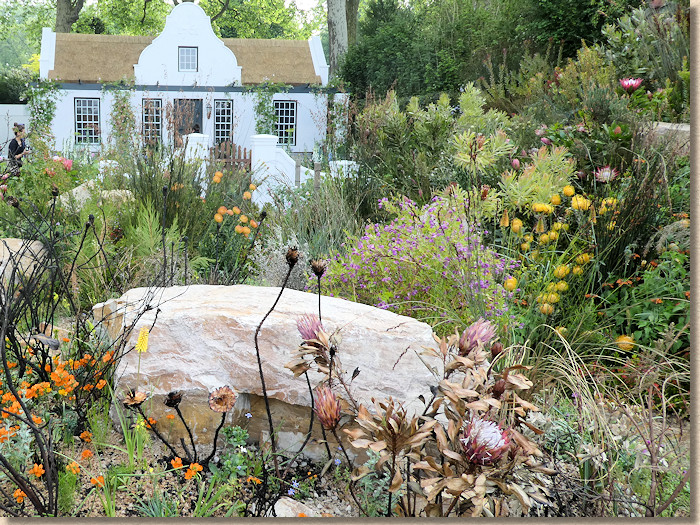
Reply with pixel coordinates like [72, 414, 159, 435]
[0, 238, 45, 285]
[94, 285, 439, 460]
[57, 180, 134, 212]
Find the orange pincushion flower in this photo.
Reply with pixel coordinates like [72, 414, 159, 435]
[13, 489, 26, 503]
[81, 449, 93, 460]
[28, 463, 45, 477]
[90, 475, 105, 487]
[171, 457, 183, 469]
[184, 462, 203, 479]
[80, 431, 92, 443]
[242, 191, 252, 200]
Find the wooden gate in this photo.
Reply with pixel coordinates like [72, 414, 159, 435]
[211, 141, 251, 173]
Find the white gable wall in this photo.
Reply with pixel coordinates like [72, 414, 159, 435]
[133, 3, 241, 86]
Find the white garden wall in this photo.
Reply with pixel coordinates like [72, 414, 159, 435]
[0, 104, 31, 152]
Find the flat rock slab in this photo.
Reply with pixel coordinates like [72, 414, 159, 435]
[95, 285, 438, 459]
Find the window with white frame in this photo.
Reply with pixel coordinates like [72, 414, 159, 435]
[142, 98, 162, 144]
[214, 100, 233, 144]
[74, 98, 100, 144]
[178, 46, 198, 72]
[274, 100, 296, 146]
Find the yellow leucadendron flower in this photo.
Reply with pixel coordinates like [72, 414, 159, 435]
[136, 327, 149, 354]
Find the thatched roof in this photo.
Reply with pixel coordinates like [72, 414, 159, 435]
[48, 33, 322, 85]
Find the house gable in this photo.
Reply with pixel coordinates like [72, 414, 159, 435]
[134, 3, 242, 86]
[40, 4, 326, 86]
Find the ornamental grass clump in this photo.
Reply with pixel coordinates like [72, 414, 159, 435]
[321, 188, 518, 333]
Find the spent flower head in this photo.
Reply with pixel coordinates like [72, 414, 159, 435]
[297, 314, 324, 342]
[208, 386, 237, 413]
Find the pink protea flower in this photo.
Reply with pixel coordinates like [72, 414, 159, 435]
[313, 385, 341, 430]
[458, 318, 497, 356]
[297, 314, 324, 342]
[594, 166, 620, 183]
[460, 416, 510, 465]
[62, 158, 73, 171]
[619, 78, 643, 91]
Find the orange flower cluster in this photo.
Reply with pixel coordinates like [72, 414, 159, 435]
[28, 463, 45, 478]
[66, 461, 80, 475]
[25, 382, 51, 400]
[80, 431, 92, 443]
[145, 417, 157, 429]
[170, 457, 183, 469]
[246, 476, 262, 484]
[50, 363, 79, 397]
[0, 425, 19, 443]
[81, 449, 93, 460]
[13, 489, 25, 503]
[184, 463, 203, 480]
[90, 475, 105, 488]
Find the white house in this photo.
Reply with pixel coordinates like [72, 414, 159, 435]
[39, 2, 332, 155]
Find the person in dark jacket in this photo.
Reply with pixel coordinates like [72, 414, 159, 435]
[8, 123, 28, 176]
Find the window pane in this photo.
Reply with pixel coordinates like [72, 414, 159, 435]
[274, 100, 296, 146]
[214, 99, 232, 144]
[143, 98, 162, 144]
[179, 47, 198, 72]
[74, 98, 100, 144]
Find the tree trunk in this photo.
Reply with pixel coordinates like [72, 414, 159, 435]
[55, 0, 86, 32]
[346, 0, 360, 46]
[327, 0, 348, 78]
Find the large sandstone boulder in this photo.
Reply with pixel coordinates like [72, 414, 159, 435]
[0, 238, 45, 285]
[94, 285, 439, 460]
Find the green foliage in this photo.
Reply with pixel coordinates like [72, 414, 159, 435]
[202, 0, 309, 39]
[58, 469, 79, 515]
[515, 0, 641, 60]
[600, 251, 689, 354]
[22, 77, 60, 139]
[0, 67, 33, 104]
[135, 490, 179, 517]
[599, 1, 690, 121]
[75, 0, 170, 35]
[246, 81, 290, 135]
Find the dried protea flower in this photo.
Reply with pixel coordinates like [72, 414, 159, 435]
[460, 416, 510, 465]
[458, 318, 497, 356]
[208, 386, 237, 413]
[297, 314, 324, 342]
[313, 385, 341, 430]
[310, 259, 327, 278]
[164, 391, 183, 408]
[492, 379, 507, 399]
[490, 341, 504, 360]
[286, 247, 299, 267]
[123, 389, 148, 408]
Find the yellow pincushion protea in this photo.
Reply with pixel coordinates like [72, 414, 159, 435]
[511, 218, 523, 233]
[615, 335, 635, 352]
[571, 195, 592, 211]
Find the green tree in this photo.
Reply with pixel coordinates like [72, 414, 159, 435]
[0, 0, 55, 68]
[74, 0, 170, 35]
[201, 0, 309, 39]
